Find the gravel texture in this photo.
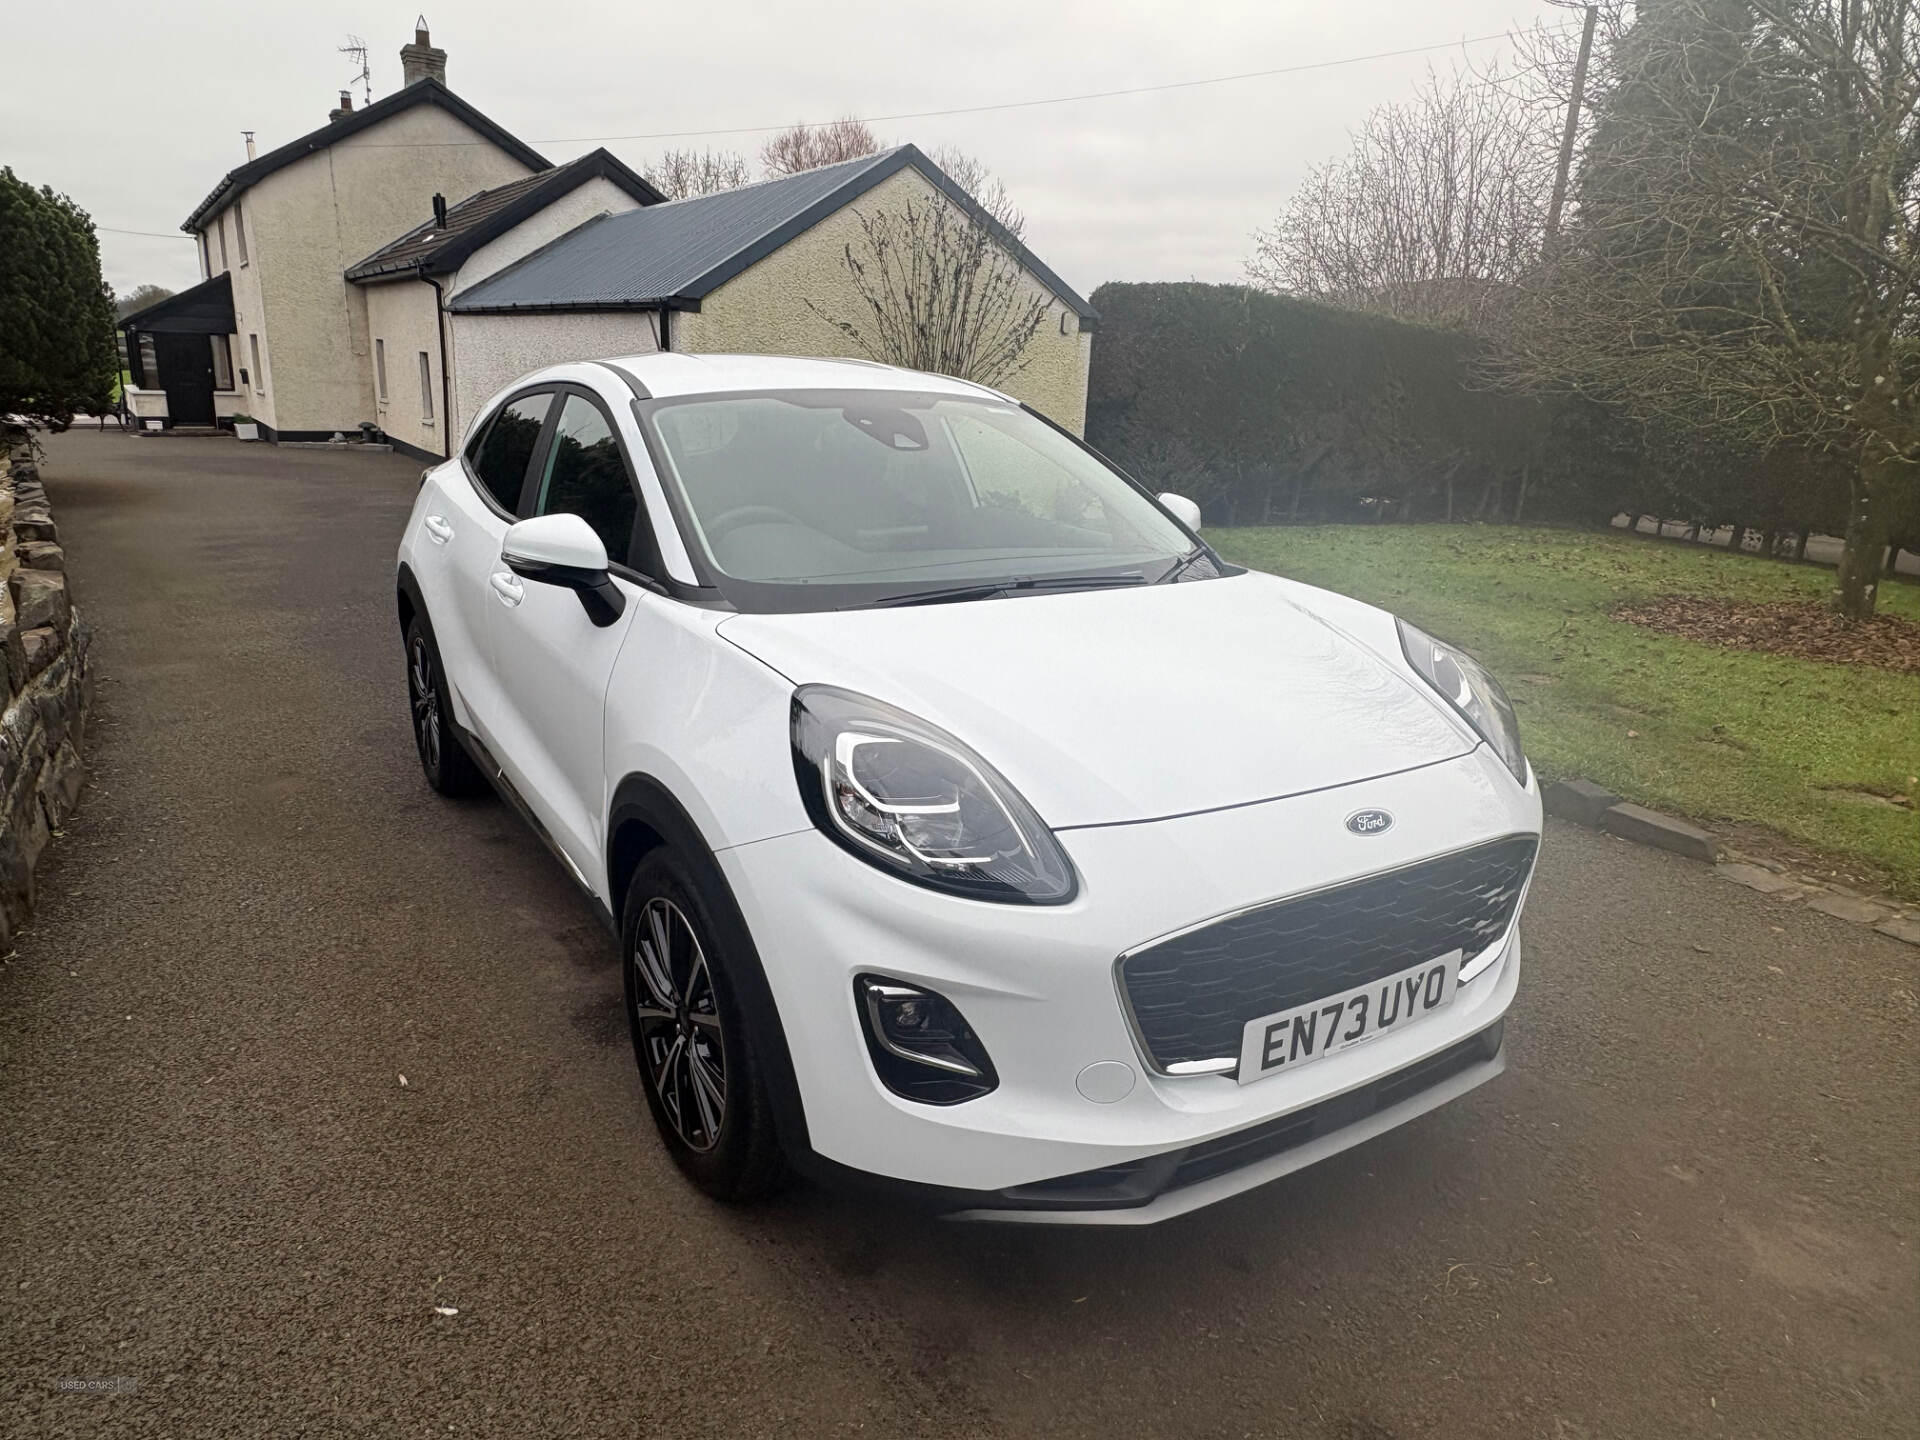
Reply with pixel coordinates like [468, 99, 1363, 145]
[2, 429, 1914, 1438]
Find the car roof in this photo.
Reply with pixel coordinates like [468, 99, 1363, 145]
[580, 352, 1012, 404]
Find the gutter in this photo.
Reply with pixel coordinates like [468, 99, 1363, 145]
[447, 296, 703, 316]
[421, 273, 454, 458]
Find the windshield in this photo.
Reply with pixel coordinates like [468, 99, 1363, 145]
[637, 389, 1197, 611]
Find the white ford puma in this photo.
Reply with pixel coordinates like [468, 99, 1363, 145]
[397, 353, 1542, 1223]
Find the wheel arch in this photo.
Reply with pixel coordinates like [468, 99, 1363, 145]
[396, 561, 425, 637]
[607, 772, 812, 1158]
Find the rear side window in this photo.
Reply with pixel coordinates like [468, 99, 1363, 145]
[534, 394, 637, 565]
[467, 393, 552, 513]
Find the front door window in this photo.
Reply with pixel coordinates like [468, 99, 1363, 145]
[532, 394, 637, 565]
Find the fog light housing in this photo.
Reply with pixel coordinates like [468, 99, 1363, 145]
[855, 975, 999, 1105]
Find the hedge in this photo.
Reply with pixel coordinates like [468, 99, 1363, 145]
[1083, 282, 1853, 542]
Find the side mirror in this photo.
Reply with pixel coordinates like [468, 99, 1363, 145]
[502, 514, 626, 627]
[1158, 492, 1202, 532]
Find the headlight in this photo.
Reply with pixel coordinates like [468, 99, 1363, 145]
[791, 685, 1076, 904]
[1396, 619, 1527, 783]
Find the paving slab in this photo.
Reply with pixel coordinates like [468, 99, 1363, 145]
[1807, 891, 1897, 925]
[1873, 915, 1920, 945]
[1714, 861, 1806, 896]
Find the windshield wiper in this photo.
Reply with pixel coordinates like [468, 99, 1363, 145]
[1156, 545, 1211, 585]
[866, 572, 1151, 608]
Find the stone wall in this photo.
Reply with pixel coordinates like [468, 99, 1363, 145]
[0, 457, 93, 951]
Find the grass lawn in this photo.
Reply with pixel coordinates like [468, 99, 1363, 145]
[1212, 524, 1920, 898]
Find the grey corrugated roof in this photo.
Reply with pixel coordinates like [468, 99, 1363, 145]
[446, 145, 1096, 320]
[344, 149, 663, 281]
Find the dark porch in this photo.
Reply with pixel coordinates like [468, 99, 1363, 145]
[118, 272, 238, 430]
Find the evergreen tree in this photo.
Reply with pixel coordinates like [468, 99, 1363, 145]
[0, 167, 117, 434]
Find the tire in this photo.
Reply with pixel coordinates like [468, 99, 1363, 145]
[622, 849, 786, 1201]
[404, 614, 487, 797]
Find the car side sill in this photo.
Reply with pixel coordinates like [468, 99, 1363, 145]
[447, 711, 617, 937]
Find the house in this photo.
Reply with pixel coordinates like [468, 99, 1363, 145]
[441, 145, 1097, 442]
[121, 23, 647, 447]
[344, 148, 661, 457]
[122, 22, 1095, 457]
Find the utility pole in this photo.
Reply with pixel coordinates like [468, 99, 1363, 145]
[1545, 4, 1599, 241]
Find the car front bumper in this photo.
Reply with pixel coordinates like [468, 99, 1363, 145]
[717, 747, 1540, 1221]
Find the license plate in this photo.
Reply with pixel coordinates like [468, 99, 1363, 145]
[1236, 950, 1462, 1085]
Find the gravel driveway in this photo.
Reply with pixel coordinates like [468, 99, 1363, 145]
[3, 429, 1913, 1438]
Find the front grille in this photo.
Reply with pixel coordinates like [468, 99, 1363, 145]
[1119, 835, 1536, 1071]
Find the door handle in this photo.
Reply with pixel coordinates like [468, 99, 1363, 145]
[489, 571, 525, 607]
[423, 515, 454, 545]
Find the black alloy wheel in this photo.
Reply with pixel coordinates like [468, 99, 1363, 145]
[631, 895, 728, 1152]
[403, 615, 485, 796]
[621, 850, 786, 1200]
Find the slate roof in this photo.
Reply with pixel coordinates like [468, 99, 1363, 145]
[344, 149, 664, 282]
[446, 145, 1096, 322]
[182, 79, 551, 232]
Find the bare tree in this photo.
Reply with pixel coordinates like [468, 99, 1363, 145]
[927, 145, 1025, 238]
[759, 117, 883, 178]
[1247, 63, 1559, 329]
[1490, 0, 1920, 618]
[1497, 1, 1637, 159]
[644, 147, 752, 200]
[808, 180, 1052, 387]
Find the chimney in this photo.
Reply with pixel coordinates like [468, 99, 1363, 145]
[432, 193, 448, 229]
[329, 90, 354, 122]
[400, 17, 447, 87]
[242, 130, 257, 160]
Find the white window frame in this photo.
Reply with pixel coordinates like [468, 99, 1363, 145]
[418, 351, 434, 424]
[248, 333, 265, 395]
[374, 339, 388, 402]
[217, 215, 229, 271]
[234, 199, 249, 266]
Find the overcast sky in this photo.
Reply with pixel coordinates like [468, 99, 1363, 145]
[7, 0, 1563, 301]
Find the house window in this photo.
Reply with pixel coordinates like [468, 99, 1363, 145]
[210, 335, 233, 390]
[136, 334, 158, 388]
[375, 339, 387, 401]
[234, 200, 249, 265]
[218, 215, 229, 270]
[200, 232, 211, 280]
[248, 334, 265, 394]
[418, 352, 434, 423]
